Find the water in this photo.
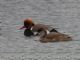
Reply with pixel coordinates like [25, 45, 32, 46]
[0, 0, 80, 60]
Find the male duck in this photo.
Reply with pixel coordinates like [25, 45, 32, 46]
[20, 18, 58, 36]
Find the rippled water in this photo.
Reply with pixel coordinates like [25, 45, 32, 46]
[0, 0, 80, 60]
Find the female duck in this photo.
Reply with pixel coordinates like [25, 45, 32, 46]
[39, 28, 72, 43]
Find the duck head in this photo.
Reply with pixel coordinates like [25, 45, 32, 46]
[20, 18, 34, 29]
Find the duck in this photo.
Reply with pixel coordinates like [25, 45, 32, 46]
[38, 28, 72, 43]
[20, 18, 58, 36]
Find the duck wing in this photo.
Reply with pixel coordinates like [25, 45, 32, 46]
[32, 24, 51, 31]
[46, 32, 72, 41]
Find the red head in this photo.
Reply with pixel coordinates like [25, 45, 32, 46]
[20, 18, 34, 29]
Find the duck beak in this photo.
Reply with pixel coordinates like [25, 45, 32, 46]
[20, 26, 26, 29]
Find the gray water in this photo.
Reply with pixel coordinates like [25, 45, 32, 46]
[0, 0, 80, 60]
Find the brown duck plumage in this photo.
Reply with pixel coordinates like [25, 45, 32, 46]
[39, 28, 72, 43]
[31, 23, 51, 31]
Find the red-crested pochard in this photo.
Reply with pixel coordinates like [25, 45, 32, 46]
[20, 18, 58, 36]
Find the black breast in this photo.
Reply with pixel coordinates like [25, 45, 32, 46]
[24, 29, 34, 36]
